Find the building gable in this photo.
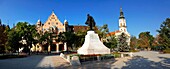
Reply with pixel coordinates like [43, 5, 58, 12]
[43, 11, 65, 33]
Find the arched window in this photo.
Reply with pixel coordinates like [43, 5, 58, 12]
[120, 23, 122, 26]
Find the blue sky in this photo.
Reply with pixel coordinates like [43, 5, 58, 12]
[0, 0, 170, 37]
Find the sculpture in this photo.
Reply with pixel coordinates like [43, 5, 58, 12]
[77, 14, 110, 55]
[85, 14, 96, 30]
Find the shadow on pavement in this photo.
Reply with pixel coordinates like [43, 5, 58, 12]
[121, 56, 170, 69]
[0, 55, 52, 69]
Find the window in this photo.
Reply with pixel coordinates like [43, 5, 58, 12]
[48, 22, 50, 25]
[120, 23, 122, 26]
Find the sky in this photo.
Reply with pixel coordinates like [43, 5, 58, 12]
[0, 0, 170, 37]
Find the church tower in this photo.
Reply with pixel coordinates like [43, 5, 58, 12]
[36, 19, 43, 34]
[119, 8, 127, 33]
[36, 19, 42, 27]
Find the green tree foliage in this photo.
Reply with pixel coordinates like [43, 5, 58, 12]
[74, 30, 86, 49]
[7, 22, 38, 53]
[7, 28, 21, 52]
[151, 35, 163, 51]
[104, 35, 117, 49]
[157, 18, 170, 49]
[138, 32, 154, 50]
[0, 23, 9, 53]
[130, 36, 138, 50]
[117, 33, 129, 52]
[39, 32, 50, 44]
[37, 32, 50, 52]
[96, 24, 118, 49]
[96, 24, 109, 41]
[57, 32, 77, 50]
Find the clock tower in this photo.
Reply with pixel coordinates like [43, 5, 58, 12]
[119, 8, 127, 33]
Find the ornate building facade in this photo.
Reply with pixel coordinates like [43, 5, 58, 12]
[31, 11, 89, 52]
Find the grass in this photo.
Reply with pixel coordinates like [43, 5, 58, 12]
[112, 52, 121, 58]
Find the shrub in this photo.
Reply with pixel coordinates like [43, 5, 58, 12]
[129, 49, 139, 52]
[0, 55, 27, 59]
[163, 48, 170, 54]
[112, 52, 121, 58]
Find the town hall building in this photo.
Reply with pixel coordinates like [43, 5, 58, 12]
[31, 11, 89, 53]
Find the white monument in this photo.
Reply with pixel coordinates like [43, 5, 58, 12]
[77, 31, 110, 55]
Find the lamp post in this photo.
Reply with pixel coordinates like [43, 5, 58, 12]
[19, 36, 27, 55]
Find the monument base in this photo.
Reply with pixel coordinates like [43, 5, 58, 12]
[77, 31, 110, 55]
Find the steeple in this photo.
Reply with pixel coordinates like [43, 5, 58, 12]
[64, 19, 68, 23]
[37, 19, 41, 25]
[119, 7, 125, 19]
[119, 7, 127, 33]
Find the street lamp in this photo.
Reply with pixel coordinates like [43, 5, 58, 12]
[19, 36, 27, 53]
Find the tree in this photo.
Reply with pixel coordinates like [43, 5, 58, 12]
[117, 33, 129, 52]
[57, 32, 77, 51]
[74, 30, 86, 49]
[157, 18, 170, 49]
[7, 22, 38, 54]
[151, 35, 163, 51]
[96, 24, 109, 42]
[0, 24, 9, 54]
[7, 28, 21, 53]
[25, 25, 39, 54]
[104, 35, 117, 49]
[36, 31, 50, 52]
[96, 24, 118, 50]
[138, 32, 154, 50]
[130, 36, 138, 50]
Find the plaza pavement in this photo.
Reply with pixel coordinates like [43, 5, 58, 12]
[113, 51, 170, 69]
[0, 51, 170, 69]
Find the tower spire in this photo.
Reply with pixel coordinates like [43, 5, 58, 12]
[119, 7, 127, 32]
[119, 7, 125, 19]
[52, 10, 54, 13]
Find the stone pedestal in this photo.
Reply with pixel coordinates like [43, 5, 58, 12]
[70, 56, 81, 66]
[77, 31, 110, 55]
